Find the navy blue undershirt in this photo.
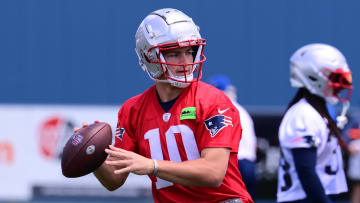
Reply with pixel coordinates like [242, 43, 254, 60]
[156, 91, 178, 112]
[290, 148, 333, 203]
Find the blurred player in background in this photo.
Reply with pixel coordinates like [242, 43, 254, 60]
[277, 43, 353, 203]
[207, 74, 257, 198]
[77, 8, 253, 203]
[344, 112, 360, 203]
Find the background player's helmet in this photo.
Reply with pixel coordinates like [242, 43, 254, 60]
[207, 74, 237, 102]
[135, 8, 206, 88]
[290, 43, 353, 105]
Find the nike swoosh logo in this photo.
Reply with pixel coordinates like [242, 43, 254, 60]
[218, 108, 230, 114]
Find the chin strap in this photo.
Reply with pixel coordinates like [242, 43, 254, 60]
[336, 101, 350, 129]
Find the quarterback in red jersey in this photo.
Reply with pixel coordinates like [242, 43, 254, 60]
[79, 8, 252, 203]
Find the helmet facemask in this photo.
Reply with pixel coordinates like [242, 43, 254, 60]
[322, 68, 353, 104]
[146, 39, 206, 88]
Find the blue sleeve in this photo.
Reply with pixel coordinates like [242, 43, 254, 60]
[291, 148, 333, 203]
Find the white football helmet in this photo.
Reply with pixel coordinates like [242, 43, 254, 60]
[135, 8, 206, 88]
[290, 43, 353, 105]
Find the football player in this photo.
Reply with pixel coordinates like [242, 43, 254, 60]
[80, 8, 252, 203]
[277, 43, 353, 203]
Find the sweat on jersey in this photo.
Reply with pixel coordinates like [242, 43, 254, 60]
[277, 98, 347, 202]
[114, 81, 253, 203]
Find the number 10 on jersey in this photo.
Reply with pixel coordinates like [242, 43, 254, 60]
[144, 124, 200, 189]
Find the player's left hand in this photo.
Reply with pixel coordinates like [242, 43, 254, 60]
[104, 145, 154, 175]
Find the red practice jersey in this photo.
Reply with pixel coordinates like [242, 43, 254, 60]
[115, 81, 253, 203]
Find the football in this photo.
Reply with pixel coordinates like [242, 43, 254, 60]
[61, 122, 113, 178]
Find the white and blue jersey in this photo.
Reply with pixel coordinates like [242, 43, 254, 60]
[277, 98, 347, 202]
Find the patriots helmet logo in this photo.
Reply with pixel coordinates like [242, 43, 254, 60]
[116, 126, 125, 140]
[204, 114, 233, 137]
